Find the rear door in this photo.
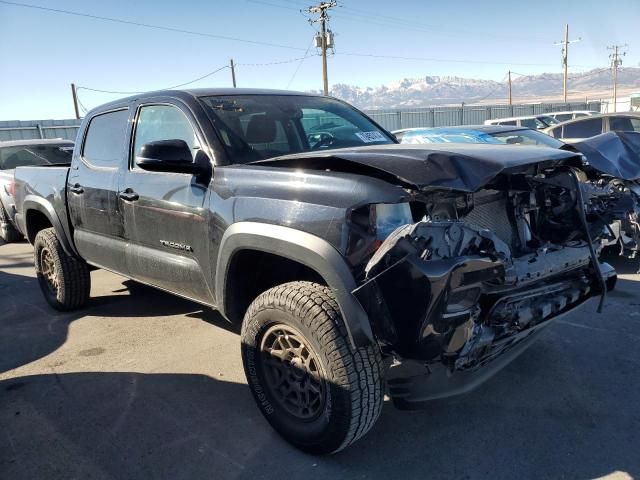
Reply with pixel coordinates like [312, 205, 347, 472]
[68, 108, 130, 274]
[120, 100, 213, 303]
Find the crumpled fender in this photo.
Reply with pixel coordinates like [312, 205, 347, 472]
[565, 131, 640, 180]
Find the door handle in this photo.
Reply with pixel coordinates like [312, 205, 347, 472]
[69, 184, 84, 194]
[119, 190, 139, 202]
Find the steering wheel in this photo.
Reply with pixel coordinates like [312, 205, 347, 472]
[309, 132, 335, 150]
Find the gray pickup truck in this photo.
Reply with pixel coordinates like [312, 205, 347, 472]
[14, 89, 618, 453]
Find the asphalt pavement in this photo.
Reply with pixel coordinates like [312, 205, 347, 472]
[1, 239, 639, 480]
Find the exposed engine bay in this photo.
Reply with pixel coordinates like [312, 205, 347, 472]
[353, 166, 617, 403]
[577, 171, 640, 258]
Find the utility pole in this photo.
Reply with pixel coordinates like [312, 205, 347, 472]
[554, 24, 581, 103]
[508, 70, 512, 105]
[305, 2, 337, 95]
[230, 59, 237, 88]
[70, 83, 80, 120]
[608, 44, 627, 113]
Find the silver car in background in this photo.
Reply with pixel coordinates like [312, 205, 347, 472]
[0, 139, 73, 242]
[546, 113, 640, 143]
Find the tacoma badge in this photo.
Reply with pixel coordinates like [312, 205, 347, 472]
[160, 240, 193, 252]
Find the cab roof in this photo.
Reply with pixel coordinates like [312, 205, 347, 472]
[87, 88, 323, 115]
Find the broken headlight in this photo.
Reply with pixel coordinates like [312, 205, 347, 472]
[372, 203, 413, 240]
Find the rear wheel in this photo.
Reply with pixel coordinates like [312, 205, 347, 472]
[34, 228, 91, 311]
[0, 204, 22, 243]
[241, 281, 384, 454]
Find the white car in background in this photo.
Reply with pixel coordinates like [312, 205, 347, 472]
[547, 110, 600, 123]
[484, 114, 559, 130]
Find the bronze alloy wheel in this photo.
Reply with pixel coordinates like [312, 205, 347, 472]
[39, 246, 58, 295]
[259, 324, 327, 421]
[241, 281, 384, 454]
[33, 228, 90, 311]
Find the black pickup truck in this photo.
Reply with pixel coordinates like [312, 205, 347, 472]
[14, 89, 618, 453]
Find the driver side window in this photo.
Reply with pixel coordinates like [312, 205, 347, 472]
[133, 104, 200, 167]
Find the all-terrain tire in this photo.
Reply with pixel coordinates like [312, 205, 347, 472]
[34, 227, 91, 311]
[241, 281, 384, 454]
[0, 204, 22, 243]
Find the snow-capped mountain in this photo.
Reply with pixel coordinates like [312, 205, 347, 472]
[323, 68, 640, 109]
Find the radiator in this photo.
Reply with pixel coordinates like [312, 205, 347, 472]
[464, 191, 516, 249]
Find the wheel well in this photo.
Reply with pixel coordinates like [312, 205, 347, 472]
[224, 249, 326, 323]
[25, 209, 52, 244]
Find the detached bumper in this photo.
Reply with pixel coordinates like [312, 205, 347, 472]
[386, 314, 553, 409]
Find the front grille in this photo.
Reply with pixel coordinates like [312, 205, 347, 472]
[464, 191, 516, 249]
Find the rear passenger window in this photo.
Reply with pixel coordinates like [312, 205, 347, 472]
[609, 116, 635, 132]
[550, 127, 563, 139]
[563, 118, 602, 138]
[498, 120, 517, 126]
[520, 119, 535, 129]
[554, 114, 572, 122]
[82, 109, 129, 168]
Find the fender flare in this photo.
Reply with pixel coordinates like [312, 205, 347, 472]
[215, 222, 375, 347]
[22, 196, 76, 256]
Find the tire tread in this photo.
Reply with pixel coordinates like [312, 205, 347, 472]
[34, 228, 90, 310]
[242, 281, 384, 454]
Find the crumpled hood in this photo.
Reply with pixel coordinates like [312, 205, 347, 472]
[564, 131, 640, 181]
[253, 143, 582, 192]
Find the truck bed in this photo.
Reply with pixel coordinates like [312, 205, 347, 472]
[14, 165, 71, 241]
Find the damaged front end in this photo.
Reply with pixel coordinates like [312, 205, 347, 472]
[566, 131, 640, 258]
[353, 167, 616, 408]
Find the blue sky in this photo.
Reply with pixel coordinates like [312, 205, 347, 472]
[1, 0, 638, 120]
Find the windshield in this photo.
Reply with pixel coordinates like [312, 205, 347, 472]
[538, 115, 560, 126]
[400, 129, 502, 145]
[0, 143, 73, 170]
[199, 95, 395, 164]
[489, 129, 565, 148]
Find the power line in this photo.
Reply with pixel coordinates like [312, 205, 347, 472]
[568, 67, 610, 80]
[248, 0, 549, 44]
[236, 55, 317, 67]
[468, 74, 509, 104]
[0, 0, 306, 51]
[287, 40, 316, 88]
[76, 65, 229, 96]
[335, 51, 597, 68]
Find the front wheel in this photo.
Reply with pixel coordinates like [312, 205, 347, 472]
[241, 281, 384, 454]
[34, 228, 91, 311]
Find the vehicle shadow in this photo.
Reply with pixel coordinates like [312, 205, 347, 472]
[1, 266, 638, 479]
[0, 271, 235, 374]
[2, 308, 639, 480]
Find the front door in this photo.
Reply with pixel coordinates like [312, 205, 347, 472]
[120, 102, 212, 304]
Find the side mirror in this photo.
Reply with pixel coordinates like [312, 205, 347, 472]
[136, 139, 210, 177]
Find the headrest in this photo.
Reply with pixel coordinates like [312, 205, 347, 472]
[245, 114, 277, 144]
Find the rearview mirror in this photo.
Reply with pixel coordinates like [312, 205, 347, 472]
[136, 139, 209, 177]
